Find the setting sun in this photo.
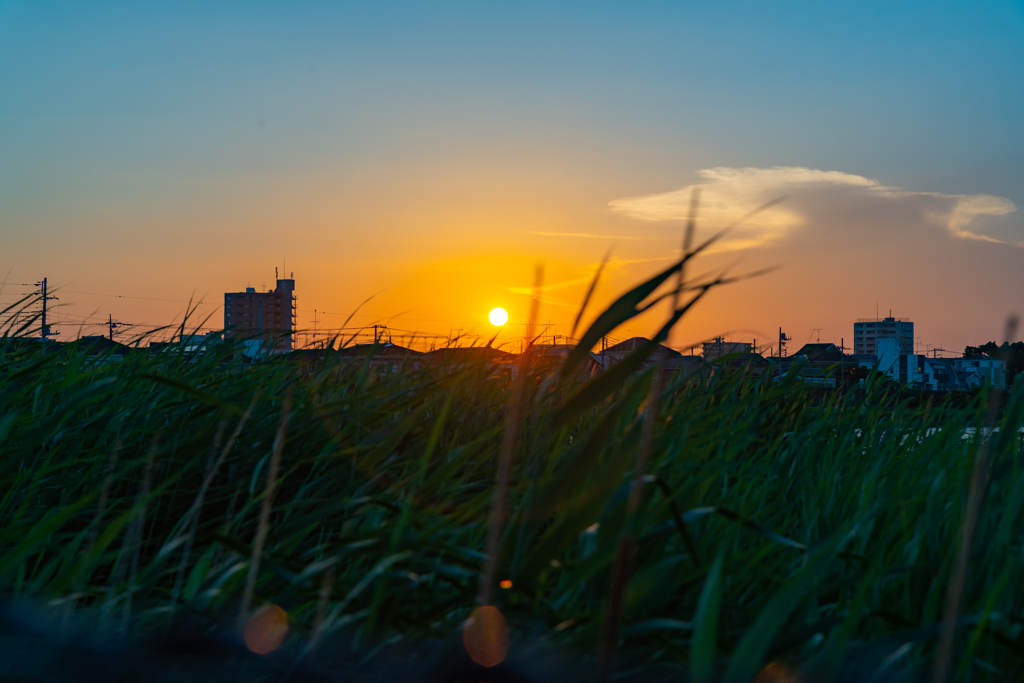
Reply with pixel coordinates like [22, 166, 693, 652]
[488, 307, 509, 326]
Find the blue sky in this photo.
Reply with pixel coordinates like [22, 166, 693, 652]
[2, 1, 1022, 349]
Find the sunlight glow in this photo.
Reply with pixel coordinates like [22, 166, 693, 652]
[488, 307, 509, 326]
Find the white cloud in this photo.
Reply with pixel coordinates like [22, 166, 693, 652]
[608, 166, 1018, 252]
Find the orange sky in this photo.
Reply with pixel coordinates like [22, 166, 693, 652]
[3, 3, 1023, 355]
[7, 161, 1021, 355]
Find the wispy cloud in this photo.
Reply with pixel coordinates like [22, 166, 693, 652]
[525, 231, 646, 240]
[503, 255, 676, 310]
[608, 166, 1019, 252]
[504, 273, 596, 310]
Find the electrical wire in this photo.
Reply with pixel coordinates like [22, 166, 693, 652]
[60, 290, 209, 304]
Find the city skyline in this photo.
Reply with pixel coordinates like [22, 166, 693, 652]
[2, 268, 1004, 359]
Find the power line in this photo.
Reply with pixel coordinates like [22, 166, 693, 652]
[60, 290, 209, 304]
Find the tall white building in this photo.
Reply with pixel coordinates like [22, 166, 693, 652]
[853, 316, 914, 355]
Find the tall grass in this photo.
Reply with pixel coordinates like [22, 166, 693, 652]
[0, 268, 1022, 682]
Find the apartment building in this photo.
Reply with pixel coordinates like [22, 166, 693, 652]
[224, 276, 296, 352]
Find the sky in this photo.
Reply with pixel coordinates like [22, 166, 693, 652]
[2, 1, 1023, 353]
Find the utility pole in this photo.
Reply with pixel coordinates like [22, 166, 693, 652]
[37, 277, 59, 341]
[778, 327, 791, 358]
[840, 337, 845, 388]
[372, 324, 391, 344]
[106, 314, 128, 341]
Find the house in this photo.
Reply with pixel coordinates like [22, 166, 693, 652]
[664, 355, 709, 378]
[948, 355, 1006, 389]
[716, 351, 770, 370]
[421, 346, 517, 380]
[67, 335, 136, 365]
[335, 342, 423, 374]
[150, 331, 224, 356]
[421, 346, 515, 367]
[792, 343, 846, 363]
[848, 353, 879, 369]
[702, 338, 753, 362]
[601, 337, 680, 364]
[595, 337, 710, 379]
[920, 357, 961, 391]
[526, 344, 604, 376]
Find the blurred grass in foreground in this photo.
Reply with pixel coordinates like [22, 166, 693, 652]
[0, 263, 1022, 683]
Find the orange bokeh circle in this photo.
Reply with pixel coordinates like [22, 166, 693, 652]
[462, 605, 510, 668]
[244, 604, 289, 655]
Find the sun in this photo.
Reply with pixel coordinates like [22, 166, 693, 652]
[488, 307, 509, 326]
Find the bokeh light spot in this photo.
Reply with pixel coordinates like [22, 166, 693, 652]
[462, 605, 509, 668]
[244, 604, 289, 655]
[488, 308, 509, 326]
[499, 579, 513, 589]
[756, 661, 799, 682]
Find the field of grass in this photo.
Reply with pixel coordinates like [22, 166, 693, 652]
[1, 262, 1022, 682]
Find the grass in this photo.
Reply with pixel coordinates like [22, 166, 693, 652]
[0, 263, 1022, 683]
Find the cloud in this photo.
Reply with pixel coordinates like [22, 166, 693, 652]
[525, 231, 646, 240]
[608, 166, 1018, 253]
[504, 256, 674, 310]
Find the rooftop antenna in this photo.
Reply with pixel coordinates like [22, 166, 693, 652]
[810, 327, 822, 343]
[275, 267, 278, 280]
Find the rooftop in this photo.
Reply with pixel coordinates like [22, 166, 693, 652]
[603, 336, 681, 357]
[856, 317, 912, 323]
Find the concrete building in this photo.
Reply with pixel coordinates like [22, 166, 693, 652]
[875, 337, 927, 385]
[224, 276, 296, 353]
[702, 338, 753, 362]
[948, 355, 1007, 389]
[854, 316, 914, 355]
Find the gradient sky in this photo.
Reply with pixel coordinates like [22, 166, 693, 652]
[2, 1, 1023, 353]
